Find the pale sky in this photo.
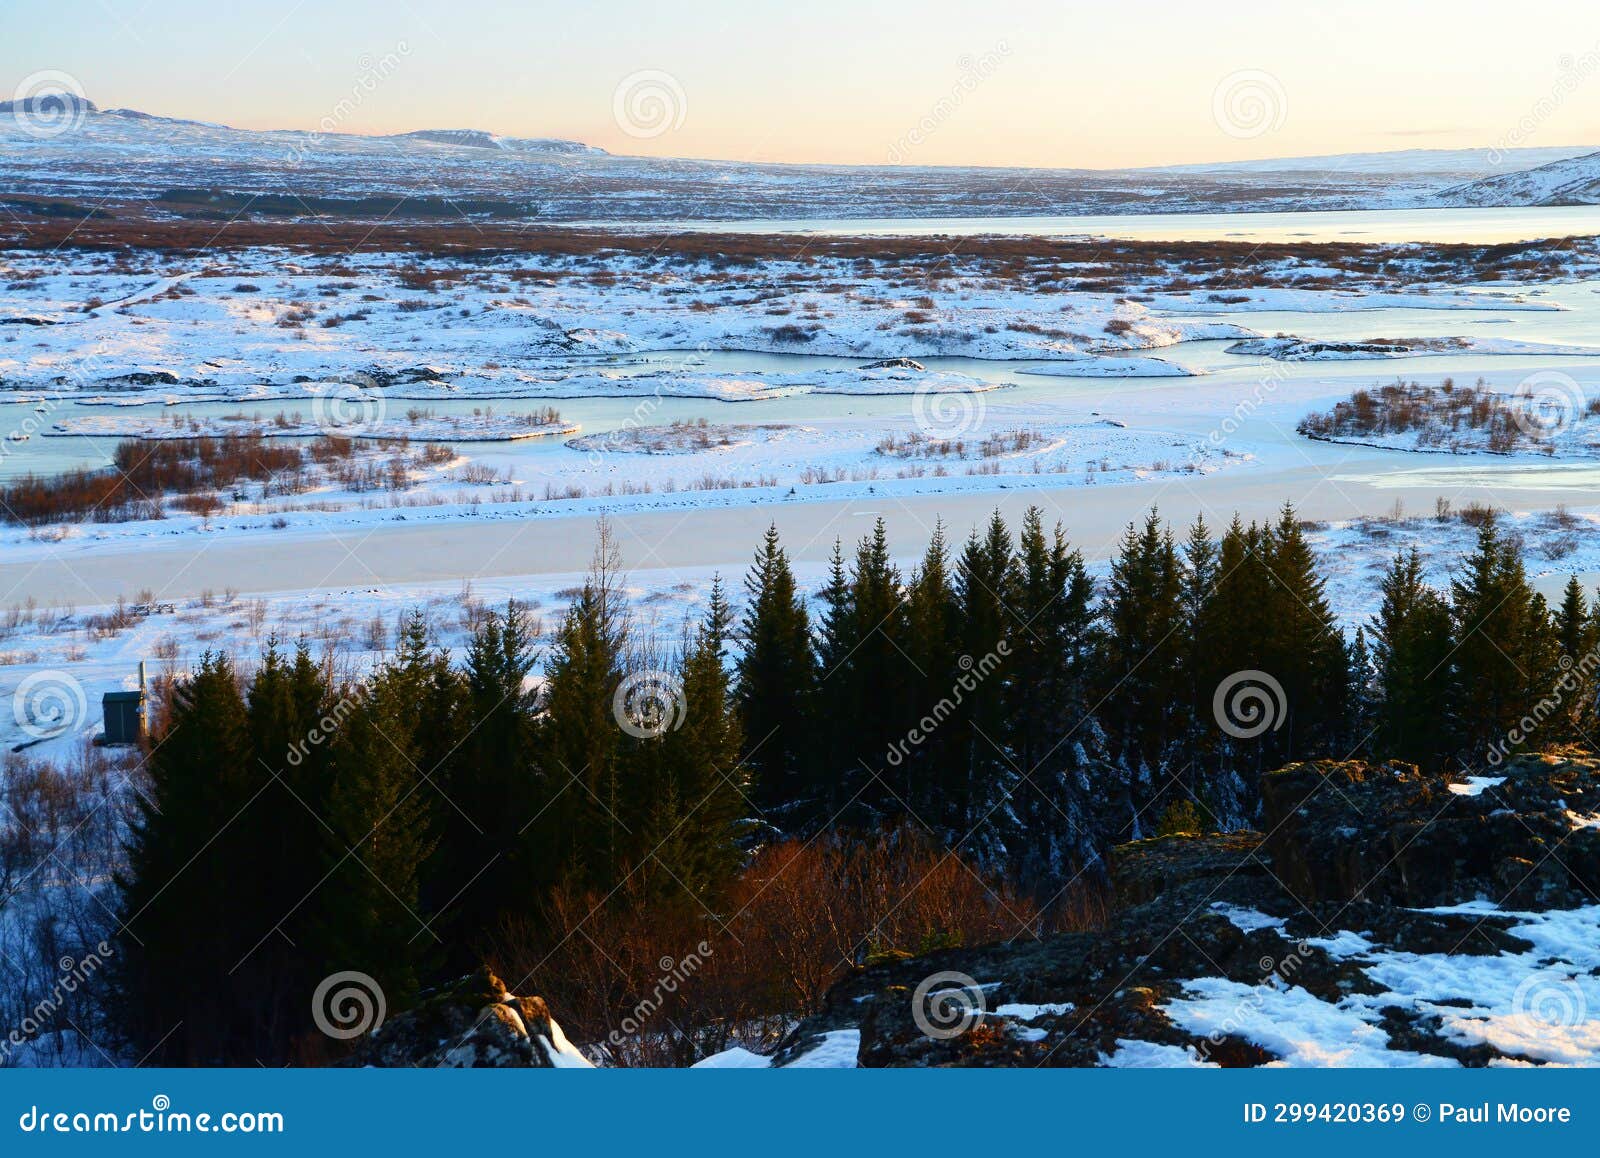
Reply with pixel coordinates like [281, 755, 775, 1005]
[4, 0, 1598, 168]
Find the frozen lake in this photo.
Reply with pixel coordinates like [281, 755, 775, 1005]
[586, 205, 1600, 245]
[4, 211, 1600, 607]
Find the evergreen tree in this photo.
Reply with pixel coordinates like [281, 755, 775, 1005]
[647, 600, 749, 907]
[1262, 504, 1350, 761]
[949, 513, 1015, 835]
[234, 640, 339, 1062]
[1096, 510, 1186, 834]
[900, 522, 962, 822]
[812, 539, 857, 815]
[1554, 576, 1599, 744]
[735, 525, 816, 818]
[819, 519, 909, 821]
[437, 599, 543, 954]
[1450, 518, 1557, 759]
[117, 654, 254, 1064]
[1003, 507, 1100, 882]
[541, 525, 631, 890]
[324, 660, 438, 1009]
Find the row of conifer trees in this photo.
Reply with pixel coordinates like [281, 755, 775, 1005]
[113, 506, 1598, 1062]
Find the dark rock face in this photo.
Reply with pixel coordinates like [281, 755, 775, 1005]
[772, 755, 1600, 1068]
[1261, 754, 1600, 910]
[348, 969, 586, 1068]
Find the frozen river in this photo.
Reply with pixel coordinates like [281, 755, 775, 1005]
[587, 204, 1600, 244]
[3, 207, 1600, 607]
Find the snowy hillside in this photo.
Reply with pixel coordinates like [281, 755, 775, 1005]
[1438, 150, 1600, 207]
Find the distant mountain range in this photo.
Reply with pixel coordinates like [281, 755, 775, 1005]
[2, 92, 1596, 222]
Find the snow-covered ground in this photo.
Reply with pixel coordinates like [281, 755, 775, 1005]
[1149, 902, 1600, 1068]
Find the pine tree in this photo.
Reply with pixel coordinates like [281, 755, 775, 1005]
[324, 660, 438, 1009]
[1450, 517, 1557, 759]
[896, 523, 960, 820]
[437, 600, 543, 954]
[735, 525, 816, 819]
[1004, 507, 1100, 883]
[116, 653, 254, 1063]
[1346, 626, 1375, 758]
[1187, 515, 1277, 821]
[1554, 576, 1599, 744]
[949, 513, 1015, 835]
[825, 519, 909, 820]
[1262, 503, 1350, 761]
[648, 600, 749, 908]
[812, 538, 857, 816]
[541, 525, 631, 890]
[1096, 510, 1186, 834]
[233, 640, 340, 1062]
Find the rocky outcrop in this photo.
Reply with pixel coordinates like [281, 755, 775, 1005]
[348, 968, 591, 1068]
[767, 754, 1600, 1068]
[1260, 754, 1600, 910]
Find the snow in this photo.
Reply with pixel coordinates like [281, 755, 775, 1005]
[994, 1001, 1075, 1020]
[1440, 150, 1600, 209]
[1163, 976, 1458, 1068]
[1303, 930, 1376, 959]
[1449, 776, 1507, 797]
[540, 1017, 596, 1069]
[781, 1029, 861, 1069]
[691, 1046, 772, 1069]
[1100, 1039, 1217, 1068]
[1209, 902, 1288, 933]
[1155, 904, 1600, 1068]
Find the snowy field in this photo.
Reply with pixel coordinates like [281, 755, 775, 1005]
[7, 229, 1600, 755]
